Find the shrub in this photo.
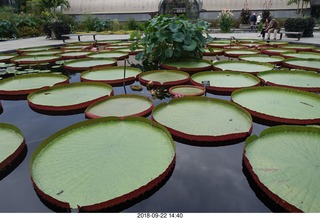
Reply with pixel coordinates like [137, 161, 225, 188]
[130, 15, 212, 70]
[81, 14, 98, 32]
[239, 8, 250, 24]
[284, 17, 315, 37]
[126, 18, 144, 30]
[112, 19, 121, 31]
[0, 19, 16, 38]
[218, 9, 234, 33]
[17, 26, 41, 38]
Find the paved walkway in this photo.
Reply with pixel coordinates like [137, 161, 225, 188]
[1, 31, 319, 53]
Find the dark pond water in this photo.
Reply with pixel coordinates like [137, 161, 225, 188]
[0, 55, 273, 213]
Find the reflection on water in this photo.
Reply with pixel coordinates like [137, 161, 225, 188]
[0, 59, 271, 213]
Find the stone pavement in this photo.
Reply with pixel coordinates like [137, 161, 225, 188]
[1, 31, 319, 53]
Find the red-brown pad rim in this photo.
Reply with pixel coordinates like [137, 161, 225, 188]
[281, 58, 320, 72]
[138, 69, 190, 87]
[10, 55, 62, 64]
[160, 59, 213, 73]
[169, 85, 205, 97]
[63, 58, 117, 71]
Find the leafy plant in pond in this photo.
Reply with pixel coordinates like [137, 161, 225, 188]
[130, 15, 212, 70]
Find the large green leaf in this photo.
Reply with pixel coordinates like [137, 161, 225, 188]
[172, 32, 185, 43]
[30, 117, 175, 211]
[244, 125, 320, 212]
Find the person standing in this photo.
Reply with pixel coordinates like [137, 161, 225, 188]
[257, 13, 262, 25]
[250, 13, 257, 31]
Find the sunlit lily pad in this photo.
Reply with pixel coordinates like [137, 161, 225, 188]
[139, 70, 190, 87]
[231, 86, 320, 125]
[87, 51, 129, 60]
[152, 96, 252, 143]
[0, 123, 26, 171]
[85, 94, 154, 119]
[0, 53, 18, 62]
[63, 58, 117, 71]
[80, 66, 141, 86]
[203, 48, 224, 56]
[257, 70, 320, 92]
[224, 49, 260, 58]
[239, 54, 284, 65]
[30, 117, 175, 211]
[212, 60, 274, 74]
[17, 46, 55, 54]
[282, 58, 320, 72]
[281, 52, 320, 60]
[0, 73, 69, 98]
[61, 51, 92, 60]
[260, 48, 296, 56]
[280, 44, 315, 52]
[169, 85, 205, 97]
[27, 82, 113, 114]
[11, 55, 61, 64]
[207, 40, 231, 48]
[22, 50, 63, 56]
[243, 125, 320, 212]
[190, 71, 260, 95]
[161, 59, 212, 73]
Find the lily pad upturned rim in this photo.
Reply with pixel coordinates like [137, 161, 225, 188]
[0, 53, 18, 62]
[86, 51, 129, 60]
[223, 49, 260, 58]
[16, 46, 55, 54]
[30, 116, 176, 211]
[161, 59, 213, 73]
[139, 69, 190, 87]
[243, 125, 320, 212]
[10, 55, 61, 64]
[27, 82, 114, 113]
[0, 123, 26, 170]
[203, 48, 224, 56]
[151, 96, 253, 143]
[239, 54, 284, 65]
[63, 58, 117, 71]
[280, 51, 320, 60]
[169, 85, 205, 97]
[282, 58, 320, 72]
[231, 86, 320, 125]
[280, 44, 316, 52]
[257, 70, 320, 92]
[212, 60, 274, 74]
[85, 94, 154, 119]
[0, 73, 69, 97]
[190, 71, 261, 95]
[60, 51, 92, 59]
[80, 66, 141, 86]
[260, 48, 296, 56]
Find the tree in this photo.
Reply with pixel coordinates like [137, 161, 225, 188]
[27, 0, 70, 19]
[288, 0, 311, 17]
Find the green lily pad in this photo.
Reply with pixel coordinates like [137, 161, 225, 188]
[239, 54, 284, 65]
[30, 117, 175, 211]
[280, 44, 315, 52]
[22, 50, 62, 56]
[281, 52, 320, 60]
[231, 86, 320, 125]
[27, 82, 113, 114]
[190, 71, 260, 95]
[63, 58, 117, 71]
[85, 94, 154, 119]
[257, 70, 320, 92]
[0, 53, 18, 62]
[282, 58, 320, 72]
[0, 73, 69, 98]
[11, 55, 61, 64]
[17, 46, 55, 54]
[139, 70, 190, 87]
[152, 96, 252, 143]
[260, 48, 296, 56]
[169, 85, 205, 97]
[212, 60, 274, 74]
[207, 40, 231, 48]
[87, 51, 129, 60]
[224, 49, 260, 58]
[0, 123, 26, 171]
[61, 51, 92, 59]
[243, 125, 320, 212]
[80, 66, 141, 86]
[161, 59, 212, 73]
[203, 48, 224, 56]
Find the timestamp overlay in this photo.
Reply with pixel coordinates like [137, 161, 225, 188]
[137, 213, 183, 219]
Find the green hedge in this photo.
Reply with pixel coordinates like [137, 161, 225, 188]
[284, 17, 315, 37]
[0, 19, 16, 38]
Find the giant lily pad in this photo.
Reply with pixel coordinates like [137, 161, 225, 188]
[239, 54, 284, 65]
[190, 71, 260, 95]
[30, 117, 175, 211]
[282, 58, 320, 72]
[85, 94, 154, 119]
[280, 44, 315, 52]
[22, 50, 62, 56]
[257, 70, 320, 92]
[139, 70, 190, 87]
[161, 59, 212, 73]
[260, 48, 296, 56]
[27, 82, 113, 114]
[11, 55, 61, 65]
[212, 60, 274, 74]
[61, 51, 92, 60]
[63, 58, 117, 71]
[0, 73, 69, 99]
[0, 53, 18, 62]
[0, 123, 26, 171]
[224, 49, 260, 58]
[281, 52, 320, 60]
[17, 46, 54, 54]
[231, 86, 320, 125]
[203, 48, 224, 56]
[243, 125, 320, 212]
[152, 96, 252, 144]
[207, 40, 231, 48]
[169, 85, 205, 97]
[80, 66, 141, 86]
[87, 51, 129, 60]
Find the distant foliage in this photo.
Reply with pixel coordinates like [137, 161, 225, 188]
[239, 8, 251, 24]
[218, 9, 234, 33]
[44, 21, 71, 39]
[0, 19, 16, 38]
[284, 17, 315, 37]
[17, 26, 41, 38]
